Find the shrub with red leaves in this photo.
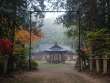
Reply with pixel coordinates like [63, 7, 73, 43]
[0, 39, 13, 55]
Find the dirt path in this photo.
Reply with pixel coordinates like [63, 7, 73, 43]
[0, 63, 105, 83]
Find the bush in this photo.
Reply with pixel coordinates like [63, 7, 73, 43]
[31, 60, 38, 70]
[13, 46, 29, 71]
[87, 28, 110, 57]
[16, 60, 38, 71]
[0, 43, 39, 73]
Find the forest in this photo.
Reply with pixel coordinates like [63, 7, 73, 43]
[0, 0, 110, 76]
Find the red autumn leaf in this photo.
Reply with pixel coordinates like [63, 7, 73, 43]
[0, 39, 13, 54]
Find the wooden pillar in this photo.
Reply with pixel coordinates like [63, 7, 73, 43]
[49, 54, 51, 63]
[96, 56, 100, 72]
[103, 56, 108, 74]
[89, 56, 93, 72]
[51, 55, 53, 64]
[53, 54, 55, 64]
[60, 53, 62, 63]
[57, 53, 60, 64]
[80, 58, 83, 71]
[58, 54, 60, 63]
[59, 54, 61, 63]
[62, 54, 65, 64]
[55, 53, 58, 64]
[51, 53, 53, 64]
[47, 55, 49, 63]
[50, 54, 52, 64]
[61, 54, 63, 63]
[54, 54, 55, 64]
[54, 54, 56, 64]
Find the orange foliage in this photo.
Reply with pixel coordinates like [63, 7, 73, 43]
[81, 47, 92, 54]
[15, 27, 43, 44]
[16, 30, 29, 44]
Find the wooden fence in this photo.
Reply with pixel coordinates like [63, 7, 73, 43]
[89, 56, 110, 74]
[77, 56, 110, 74]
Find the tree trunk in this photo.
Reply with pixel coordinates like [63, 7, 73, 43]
[4, 55, 9, 74]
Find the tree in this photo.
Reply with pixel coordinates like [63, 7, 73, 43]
[48, 0, 110, 71]
[15, 26, 43, 44]
[0, 0, 28, 73]
[0, 0, 45, 73]
[0, 38, 13, 73]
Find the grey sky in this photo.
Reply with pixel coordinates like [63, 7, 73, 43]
[32, 0, 76, 52]
[40, 12, 66, 44]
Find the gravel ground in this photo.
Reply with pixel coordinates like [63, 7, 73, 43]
[0, 63, 107, 83]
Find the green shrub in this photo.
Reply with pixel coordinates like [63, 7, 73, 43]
[87, 28, 110, 57]
[31, 60, 38, 70]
